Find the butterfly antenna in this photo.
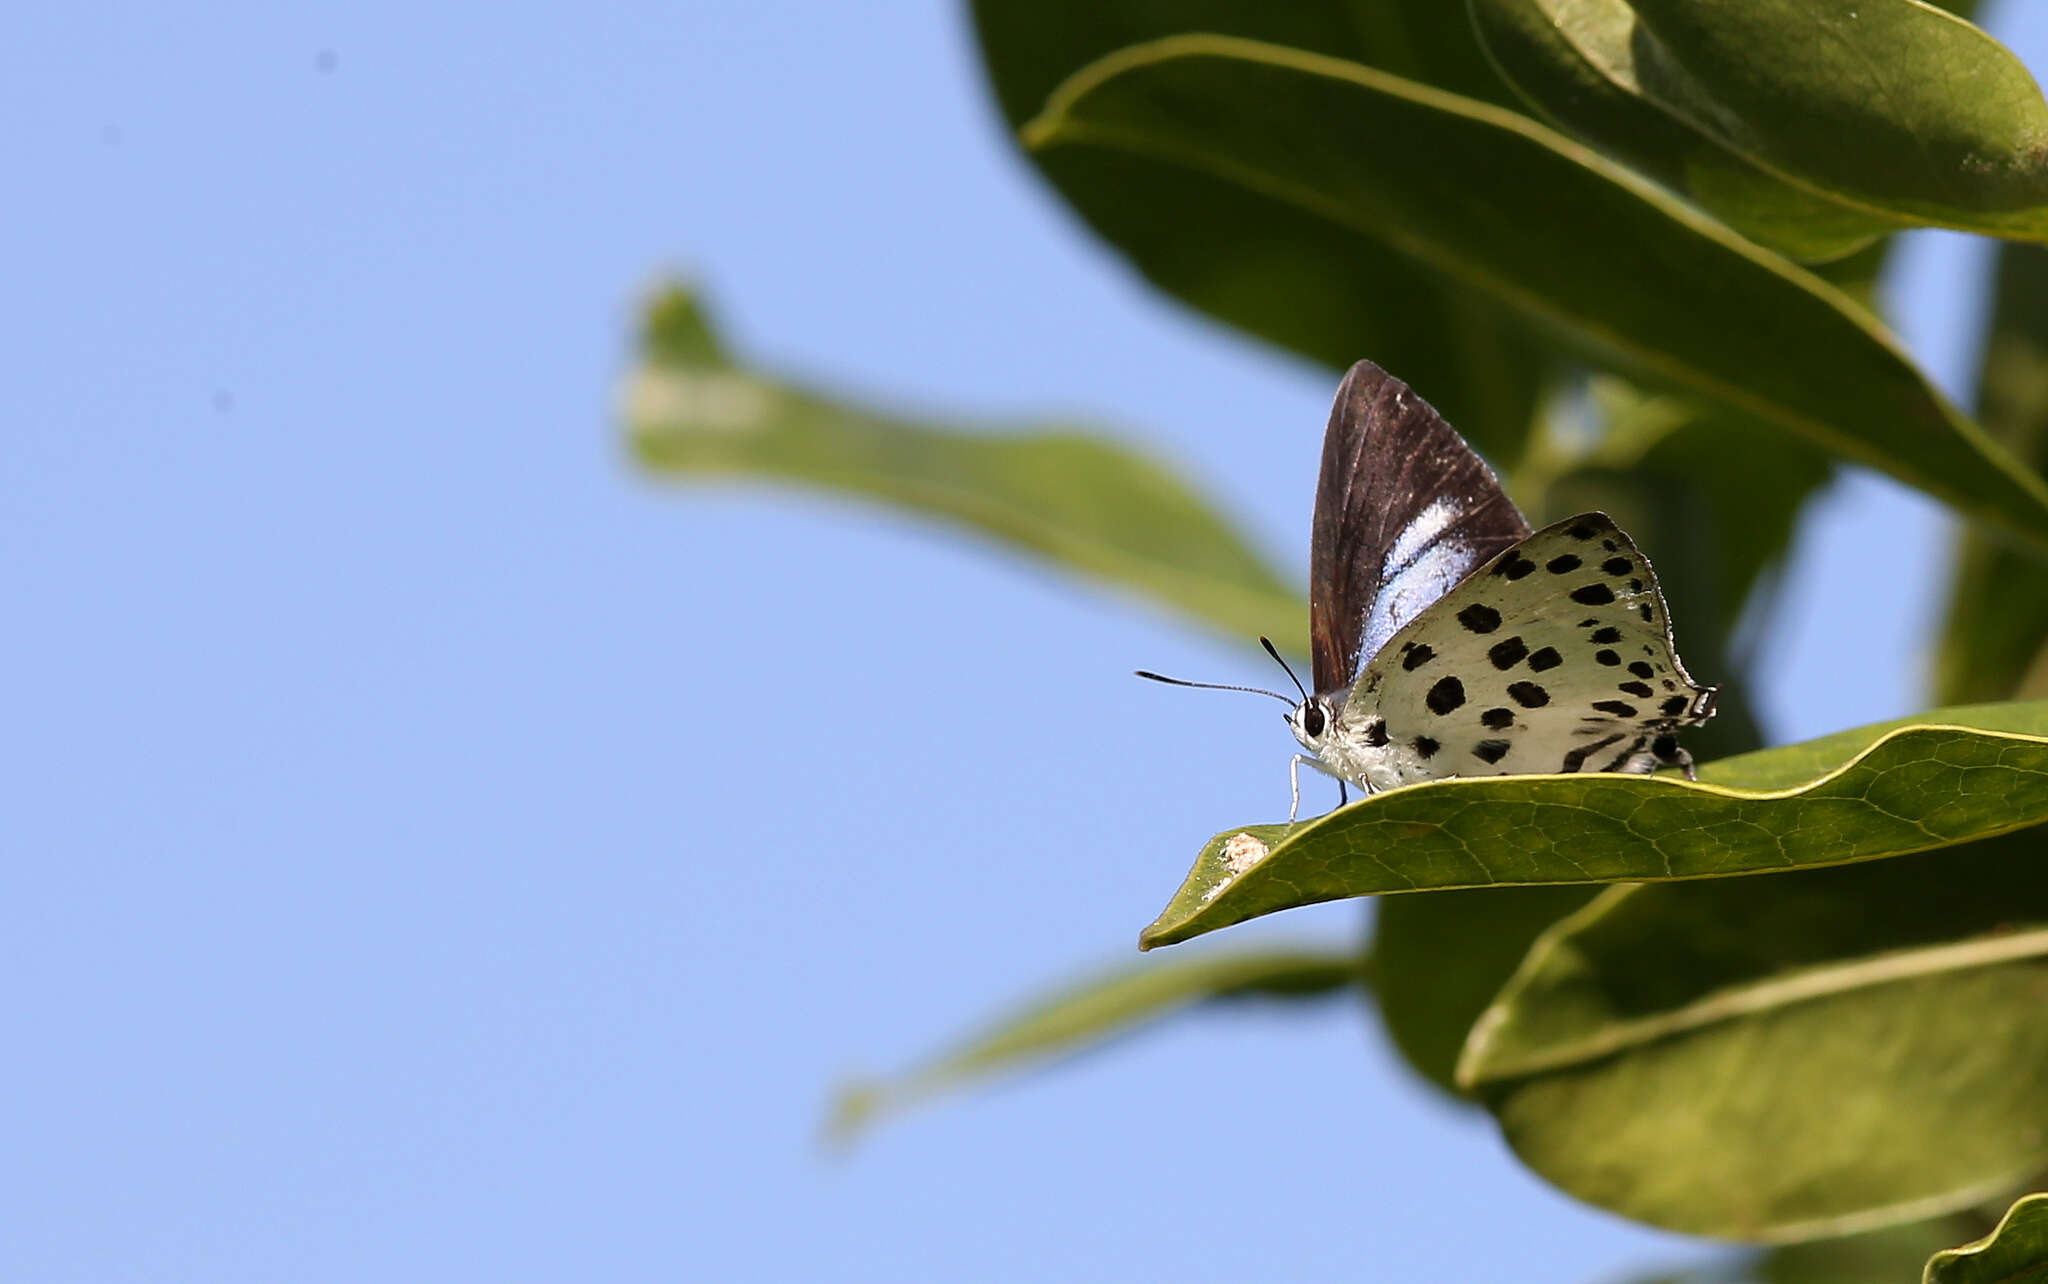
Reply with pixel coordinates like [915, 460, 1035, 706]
[1259, 636, 1311, 703]
[1133, 670, 1293, 705]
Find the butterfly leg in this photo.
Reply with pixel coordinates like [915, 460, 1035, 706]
[1651, 736, 1698, 781]
[1287, 754, 1315, 824]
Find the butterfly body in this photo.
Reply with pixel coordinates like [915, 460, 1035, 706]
[1287, 689, 1433, 794]
[1280, 361, 1716, 816]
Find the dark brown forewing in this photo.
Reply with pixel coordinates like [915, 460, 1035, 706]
[1308, 360, 1531, 694]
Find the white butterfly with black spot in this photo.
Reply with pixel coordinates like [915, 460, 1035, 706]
[1144, 360, 1717, 822]
[1281, 360, 1717, 818]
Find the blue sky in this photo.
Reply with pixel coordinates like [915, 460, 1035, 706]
[3, 3, 2038, 1280]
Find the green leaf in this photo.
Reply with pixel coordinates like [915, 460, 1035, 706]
[626, 284, 1300, 644]
[1925, 1193, 2048, 1283]
[971, 0, 1549, 458]
[1139, 702, 2048, 950]
[1618, 1, 2048, 235]
[1373, 885, 1597, 1097]
[1021, 36, 2048, 547]
[1455, 836, 2048, 1241]
[1467, 0, 1899, 261]
[1937, 244, 2048, 705]
[825, 947, 1361, 1143]
[1471, 1, 2048, 256]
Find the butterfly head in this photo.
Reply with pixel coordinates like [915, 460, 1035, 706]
[1285, 694, 1336, 751]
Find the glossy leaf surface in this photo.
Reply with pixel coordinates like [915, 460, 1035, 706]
[1141, 703, 2048, 949]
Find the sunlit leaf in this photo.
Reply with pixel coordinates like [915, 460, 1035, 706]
[1471, 1, 2048, 257]
[1618, 1, 2048, 233]
[1140, 703, 2048, 949]
[1468, 0, 1898, 261]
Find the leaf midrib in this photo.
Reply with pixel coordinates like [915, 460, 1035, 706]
[1466, 924, 2048, 1083]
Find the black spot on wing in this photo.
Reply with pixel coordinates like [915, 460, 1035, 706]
[1495, 552, 1537, 580]
[1593, 700, 1638, 717]
[1480, 707, 1514, 729]
[1412, 735, 1439, 759]
[1571, 583, 1616, 606]
[1458, 604, 1502, 634]
[1661, 696, 1690, 717]
[1561, 733, 1624, 772]
[1639, 604, 1655, 622]
[1363, 718, 1389, 747]
[1401, 643, 1434, 671]
[1630, 578, 1644, 593]
[1601, 737, 1648, 771]
[1567, 520, 1601, 540]
[1488, 636, 1528, 670]
[1595, 649, 1620, 666]
[1619, 681, 1654, 698]
[1590, 626, 1621, 644]
[1426, 676, 1466, 715]
[1472, 739, 1511, 764]
[1602, 557, 1632, 576]
[1628, 661, 1654, 679]
[1528, 647, 1561, 672]
[1507, 681, 1549, 708]
[1546, 554, 1582, 574]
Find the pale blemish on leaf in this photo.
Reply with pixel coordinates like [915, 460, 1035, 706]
[1204, 831, 1272, 902]
[623, 367, 772, 434]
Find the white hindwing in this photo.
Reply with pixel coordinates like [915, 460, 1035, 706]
[1342, 513, 1714, 782]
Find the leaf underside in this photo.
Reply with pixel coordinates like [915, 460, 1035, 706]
[1022, 35, 2048, 548]
[1459, 838, 2048, 1241]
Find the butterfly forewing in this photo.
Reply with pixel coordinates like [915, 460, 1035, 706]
[1309, 361, 1531, 695]
[1350, 513, 1714, 777]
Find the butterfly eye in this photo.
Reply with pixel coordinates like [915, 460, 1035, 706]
[1301, 702, 1326, 737]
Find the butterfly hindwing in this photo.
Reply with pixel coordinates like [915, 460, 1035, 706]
[1349, 513, 1715, 778]
[1309, 361, 1531, 696]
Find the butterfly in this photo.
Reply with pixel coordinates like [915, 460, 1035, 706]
[1142, 360, 1717, 821]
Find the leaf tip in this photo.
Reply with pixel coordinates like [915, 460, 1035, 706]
[820, 1078, 889, 1150]
[1017, 112, 1059, 153]
[639, 278, 728, 368]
